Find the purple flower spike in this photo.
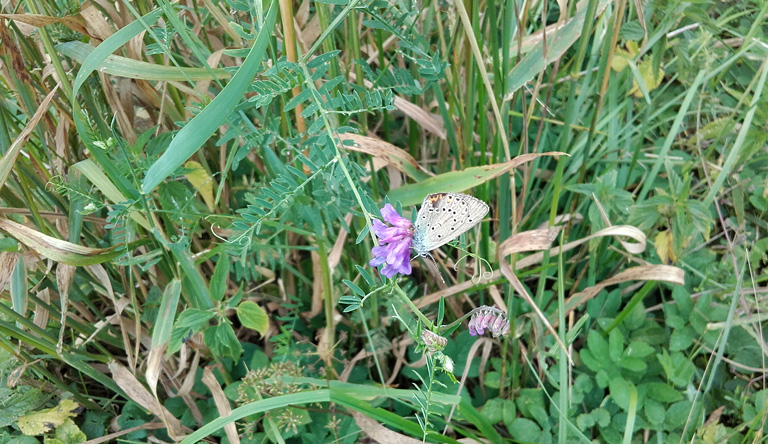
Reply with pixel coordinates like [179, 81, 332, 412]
[369, 204, 414, 278]
[468, 306, 511, 338]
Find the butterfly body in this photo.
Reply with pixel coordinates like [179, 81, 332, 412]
[411, 192, 489, 256]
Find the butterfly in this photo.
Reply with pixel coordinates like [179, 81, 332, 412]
[411, 192, 489, 256]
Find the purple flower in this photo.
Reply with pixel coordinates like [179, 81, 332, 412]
[468, 306, 511, 338]
[368, 203, 414, 278]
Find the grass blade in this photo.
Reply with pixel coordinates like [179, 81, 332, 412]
[141, 0, 278, 193]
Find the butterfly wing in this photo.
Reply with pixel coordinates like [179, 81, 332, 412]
[412, 192, 489, 255]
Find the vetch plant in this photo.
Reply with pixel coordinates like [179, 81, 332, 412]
[341, 198, 511, 439]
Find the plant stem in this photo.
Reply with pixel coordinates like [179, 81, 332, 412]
[393, 285, 433, 330]
[317, 229, 335, 372]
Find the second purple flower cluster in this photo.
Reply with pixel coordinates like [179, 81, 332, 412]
[468, 306, 511, 338]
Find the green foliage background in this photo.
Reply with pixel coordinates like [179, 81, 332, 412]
[0, 0, 767, 442]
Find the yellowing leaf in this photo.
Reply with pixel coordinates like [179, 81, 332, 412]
[629, 60, 665, 98]
[611, 54, 629, 72]
[654, 230, 677, 264]
[698, 421, 727, 444]
[236, 301, 269, 336]
[0, 219, 123, 266]
[17, 399, 80, 435]
[185, 161, 215, 210]
[0, 14, 89, 37]
[611, 41, 639, 72]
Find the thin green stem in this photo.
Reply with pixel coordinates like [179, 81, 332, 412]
[316, 229, 336, 361]
[357, 308, 389, 392]
[393, 285, 433, 330]
[557, 235, 568, 444]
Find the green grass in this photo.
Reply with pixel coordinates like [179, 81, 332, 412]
[1, 0, 768, 443]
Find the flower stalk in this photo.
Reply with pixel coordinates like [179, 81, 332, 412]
[393, 285, 434, 330]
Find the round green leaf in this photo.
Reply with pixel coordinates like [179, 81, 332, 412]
[480, 398, 504, 424]
[509, 418, 541, 442]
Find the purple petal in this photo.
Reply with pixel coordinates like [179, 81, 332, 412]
[380, 263, 397, 278]
[371, 245, 388, 257]
[491, 316, 505, 333]
[369, 255, 386, 267]
[379, 226, 406, 243]
[370, 219, 388, 237]
[380, 204, 412, 228]
[386, 239, 411, 264]
[379, 204, 399, 222]
[481, 313, 492, 329]
[390, 215, 413, 228]
[396, 259, 412, 275]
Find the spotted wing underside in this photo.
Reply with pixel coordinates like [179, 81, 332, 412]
[412, 192, 489, 255]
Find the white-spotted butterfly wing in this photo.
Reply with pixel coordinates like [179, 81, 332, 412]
[411, 192, 489, 256]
